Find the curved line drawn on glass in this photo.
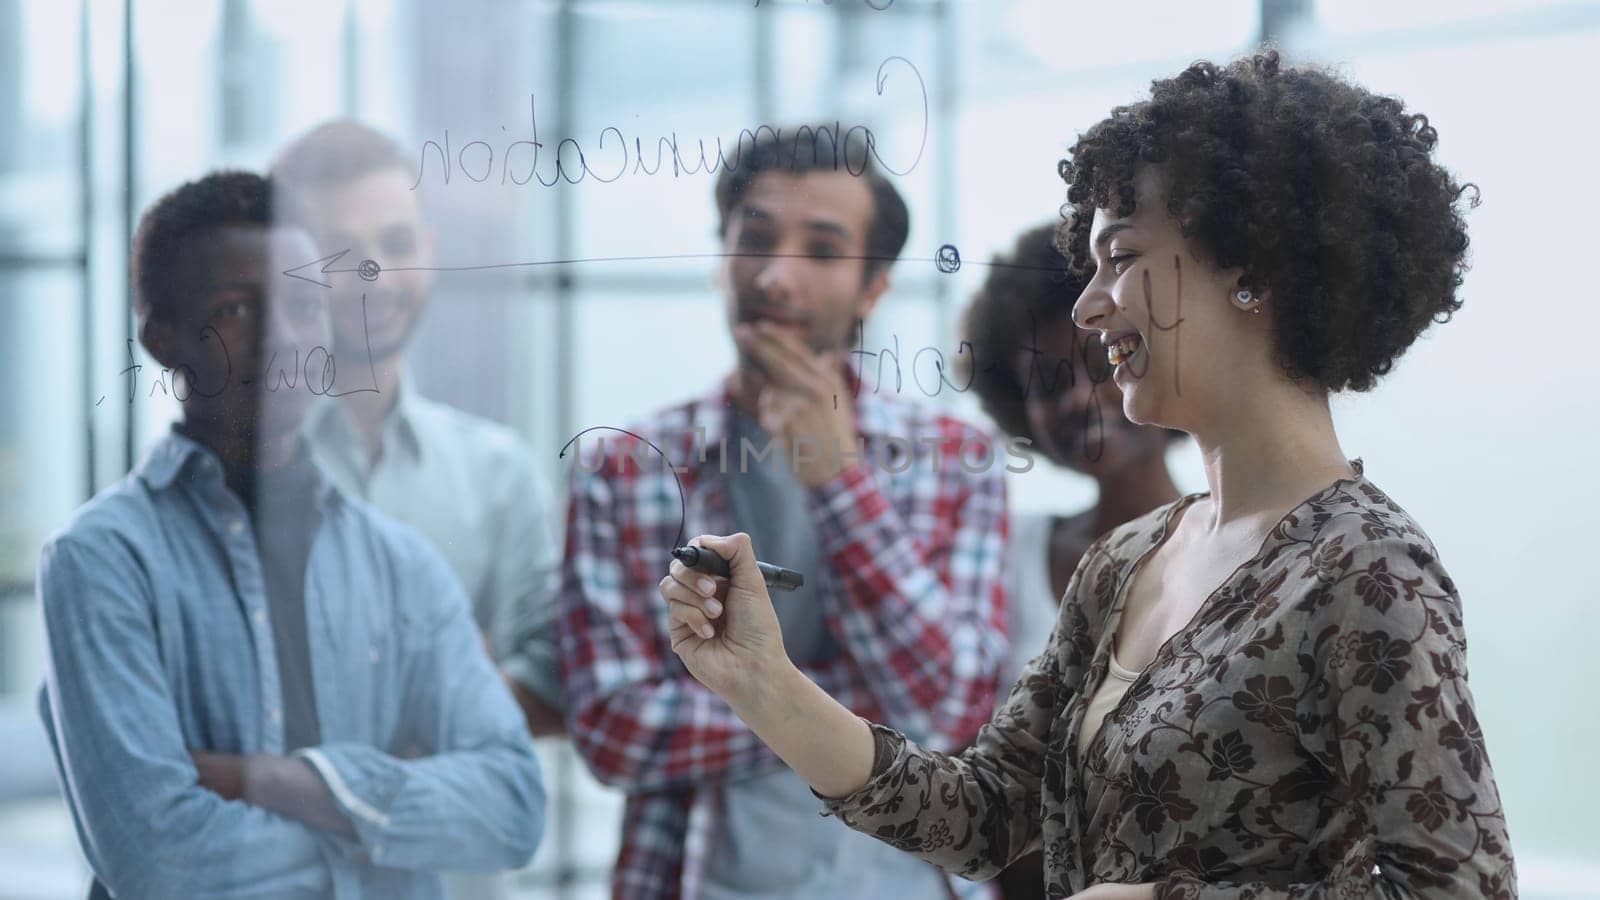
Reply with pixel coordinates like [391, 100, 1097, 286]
[559, 425, 691, 550]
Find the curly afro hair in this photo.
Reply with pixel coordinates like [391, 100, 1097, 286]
[1056, 50, 1478, 393]
[961, 223, 1089, 443]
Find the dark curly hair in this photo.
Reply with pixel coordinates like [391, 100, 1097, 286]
[132, 170, 305, 321]
[961, 223, 1089, 443]
[713, 123, 909, 283]
[1056, 50, 1478, 393]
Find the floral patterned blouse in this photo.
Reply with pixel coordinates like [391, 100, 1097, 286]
[820, 461, 1516, 898]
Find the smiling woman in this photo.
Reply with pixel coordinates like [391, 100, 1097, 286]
[660, 49, 1516, 900]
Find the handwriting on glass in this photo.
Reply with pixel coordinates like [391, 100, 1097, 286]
[100, 296, 383, 406]
[409, 57, 926, 189]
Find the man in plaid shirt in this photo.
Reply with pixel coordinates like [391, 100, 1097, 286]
[559, 125, 1009, 898]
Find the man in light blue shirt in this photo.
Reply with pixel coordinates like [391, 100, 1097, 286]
[271, 121, 563, 737]
[36, 171, 544, 899]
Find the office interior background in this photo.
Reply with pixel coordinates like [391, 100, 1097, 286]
[2, 0, 1597, 896]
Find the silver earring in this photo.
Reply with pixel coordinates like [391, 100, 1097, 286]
[1235, 289, 1262, 315]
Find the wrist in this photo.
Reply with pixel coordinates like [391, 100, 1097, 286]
[239, 753, 267, 804]
[726, 655, 806, 725]
[725, 659, 877, 800]
[241, 753, 298, 806]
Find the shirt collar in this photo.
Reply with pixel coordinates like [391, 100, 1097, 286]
[133, 427, 207, 492]
[305, 367, 424, 464]
[386, 369, 425, 458]
[138, 424, 343, 510]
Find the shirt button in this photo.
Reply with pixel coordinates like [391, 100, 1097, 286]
[270, 707, 281, 723]
[369, 646, 380, 664]
[228, 519, 245, 537]
[254, 610, 266, 626]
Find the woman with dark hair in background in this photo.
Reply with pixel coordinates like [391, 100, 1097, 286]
[964, 227, 1184, 898]
[658, 51, 1515, 898]
[963, 222, 1184, 684]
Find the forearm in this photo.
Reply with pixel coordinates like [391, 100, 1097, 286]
[294, 741, 543, 870]
[568, 676, 784, 791]
[69, 751, 334, 897]
[812, 653, 1068, 879]
[243, 754, 356, 838]
[725, 658, 876, 800]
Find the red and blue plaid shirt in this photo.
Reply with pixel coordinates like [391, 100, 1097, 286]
[558, 378, 1010, 899]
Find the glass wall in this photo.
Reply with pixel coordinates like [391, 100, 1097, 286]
[2, 1, 1596, 896]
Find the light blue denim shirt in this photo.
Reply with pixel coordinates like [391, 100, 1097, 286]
[36, 430, 545, 899]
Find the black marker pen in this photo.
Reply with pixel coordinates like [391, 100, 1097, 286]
[670, 546, 805, 592]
